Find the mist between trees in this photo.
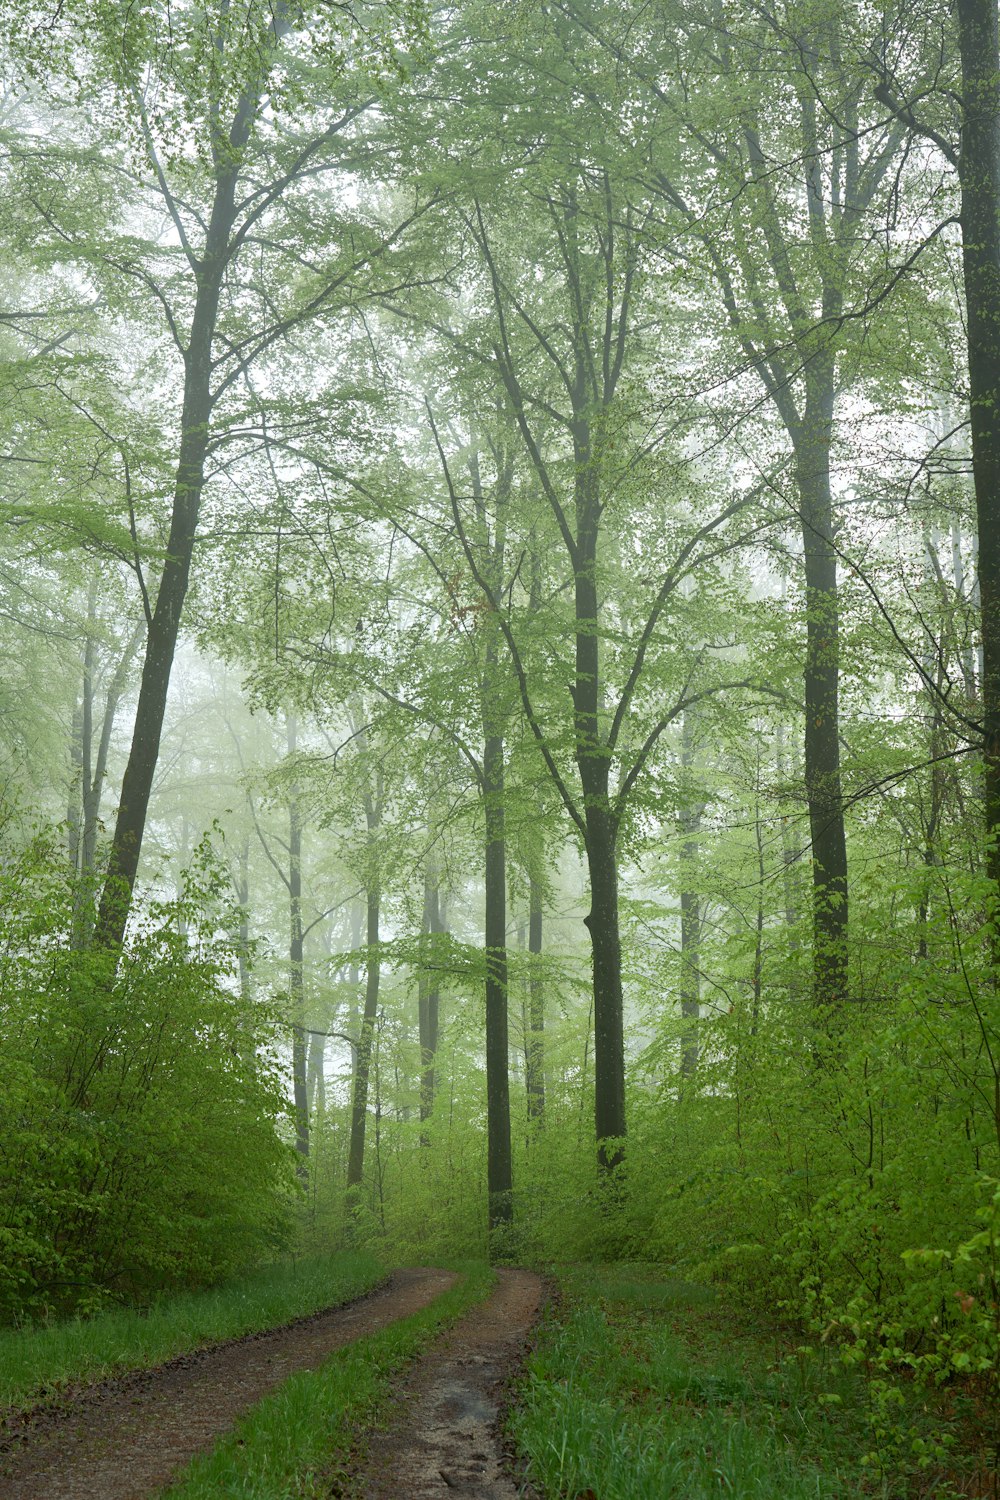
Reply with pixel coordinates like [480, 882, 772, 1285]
[0, 0, 997, 1425]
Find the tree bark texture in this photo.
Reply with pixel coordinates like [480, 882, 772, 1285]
[574, 435, 627, 1167]
[957, 0, 1000, 891]
[794, 375, 848, 1006]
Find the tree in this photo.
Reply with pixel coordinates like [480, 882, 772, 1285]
[411, 32, 762, 1167]
[7, 0, 433, 945]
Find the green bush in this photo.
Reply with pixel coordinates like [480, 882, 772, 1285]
[0, 831, 295, 1321]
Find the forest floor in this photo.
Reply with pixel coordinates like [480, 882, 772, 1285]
[0, 1266, 461, 1499]
[1, 1260, 989, 1498]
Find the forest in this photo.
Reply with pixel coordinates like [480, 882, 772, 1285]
[1, 0, 999, 1495]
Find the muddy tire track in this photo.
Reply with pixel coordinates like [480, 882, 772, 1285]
[358, 1266, 546, 1500]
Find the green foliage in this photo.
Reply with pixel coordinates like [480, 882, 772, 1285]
[0, 1249, 382, 1412]
[621, 854, 1000, 1489]
[0, 830, 296, 1322]
[510, 1265, 864, 1499]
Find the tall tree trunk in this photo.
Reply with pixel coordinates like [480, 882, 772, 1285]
[583, 801, 626, 1170]
[483, 718, 513, 1233]
[679, 711, 701, 1078]
[94, 84, 264, 946]
[574, 447, 627, 1169]
[307, 1030, 326, 1118]
[95, 290, 222, 945]
[956, 0, 1000, 893]
[526, 871, 545, 1122]
[346, 880, 381, 1191]
[347, 759, 383, 1196]
[235, 832, 252, 1006]
[418, 848, 442, 1138]
[469, 443, 513, 1235]
[287, 713, 309, 1176]
[794, 375, 848, 1006]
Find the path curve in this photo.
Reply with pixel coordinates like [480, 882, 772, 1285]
[0, 1266, 457, 1500]
[360, 1266, 546, 1499]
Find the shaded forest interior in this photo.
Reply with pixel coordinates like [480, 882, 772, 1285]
[0, 0, 999, 1492]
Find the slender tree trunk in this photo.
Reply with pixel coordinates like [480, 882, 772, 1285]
[483, 719, 513, 1233]
[953, 522, 978, 703]
[347, 757, 383, 1197]
[94, 109, 263, 946]
[679, 712, 701, 1078]
[307, 1030, 325, 1118]
[235, 833, 252, 1006]
[526, 871, 545, 1121]
[468, 443, 514, 1235]
[346, 880, 381, 1191]
[956, 0, 1000, 892]
[81, 620, 143, 886]
[95, 299, 222, 945]
[287, 714, 309, 1175]
[418, 849, 442, 1139]
[775, 716, 802, 1002]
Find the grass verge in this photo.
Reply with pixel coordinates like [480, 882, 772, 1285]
[159, 1261, 494, 1500]
[0, 1250, 384, 1413]
[509, 1264, 902, 1499]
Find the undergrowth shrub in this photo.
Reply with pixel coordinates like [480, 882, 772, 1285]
[0, 830, 295, 1322]
[625, 862, 1000, 1479]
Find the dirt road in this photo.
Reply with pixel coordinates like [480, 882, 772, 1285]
[0, 1267, 458, 1500]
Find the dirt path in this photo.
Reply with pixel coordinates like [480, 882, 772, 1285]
[359, 1266, 546, 1500]
[0, 1267, 457, 1500]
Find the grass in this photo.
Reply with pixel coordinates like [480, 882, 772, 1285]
[159, 1260, 495, 1500]
[509, 1263, 893, 1500]
[0, 1249, 384, 1413]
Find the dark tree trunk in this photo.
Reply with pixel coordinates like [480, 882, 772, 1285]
[526, 871, 545, 1122]
[483, 722, 513, 1233]
[574, 444, 627, 1168]
[468, 443, 514, 1237]
[957, 0, 1000, 891]
[95, 294, 222, 946]
[583, 804, 626, 1170]
[794, 380, 848, 1006]
[95, 117, 258, 946]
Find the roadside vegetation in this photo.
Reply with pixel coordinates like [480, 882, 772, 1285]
[0, 1251, 383, 1414]
[511, 1265, 993, 1500]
